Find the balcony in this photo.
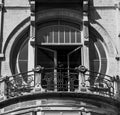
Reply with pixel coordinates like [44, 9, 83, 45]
[0, 65, 119, 101]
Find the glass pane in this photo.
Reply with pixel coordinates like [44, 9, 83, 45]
[40, 29, 48, 43]
[48, 27, 53, 43]
[57, 49, 67, 68]
[37, 48, 54, 68]
[18, 60, 28, 82]
[63, 112, 79, 115]
[19, 60, 28, 72]
[77, 31, 81, 43]
[54, 26, 58, 43]
[60, 26, 64, 43]
[44, 112, 60, 115]
[65, 27, 69, 43]
[17, 41, 28, 76]
[71, 29, 75, 43]
[89, 40, 99, 73]
[37, 48, 55, 90]
[38, 25, 81, 44]
[69, 48, 81, 68]
[19, 42, 28, 60]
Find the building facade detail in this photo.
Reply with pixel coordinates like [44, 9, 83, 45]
[0, 0, 120, 115]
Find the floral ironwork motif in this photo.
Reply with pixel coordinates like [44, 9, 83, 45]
[3, 66, 117, 99]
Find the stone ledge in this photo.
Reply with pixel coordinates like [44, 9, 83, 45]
[0, 92, 120, 109]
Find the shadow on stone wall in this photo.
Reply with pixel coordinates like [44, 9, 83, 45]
[89, 0, 101, 23]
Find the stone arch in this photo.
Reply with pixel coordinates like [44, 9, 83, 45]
[3, 8, 117, 76]
[90, 22, 117, 57]
[90, 22, 118, 75]
[2, 17, 30, 76]
[36, 8, 117, 75]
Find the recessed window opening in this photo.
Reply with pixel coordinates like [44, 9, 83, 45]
[11, 21, 107, 91]
[37, 25, 82, 45]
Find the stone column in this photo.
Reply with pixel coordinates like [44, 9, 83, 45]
[78, 0, 90, 91]
[82, 0, 89, 69]
[81, 0, 90, 89]
[28, 0, 35, 87]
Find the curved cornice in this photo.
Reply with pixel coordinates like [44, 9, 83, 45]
[36, 9, 83, 25]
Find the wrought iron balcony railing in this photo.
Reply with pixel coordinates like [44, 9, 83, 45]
[0, 65, 119, 100]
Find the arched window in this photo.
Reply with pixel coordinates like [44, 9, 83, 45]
[37, 25, 81, 45]
[11, 21, 107, 87]
[16, 40, 28, 74]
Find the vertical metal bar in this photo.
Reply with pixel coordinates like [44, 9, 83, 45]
[67, 54, 70, 92]
[79, 73, 82, 91]
[54, 52, 57, 92]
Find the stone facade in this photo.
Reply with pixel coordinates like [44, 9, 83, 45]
[0, 0, 120, 115]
